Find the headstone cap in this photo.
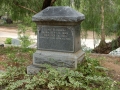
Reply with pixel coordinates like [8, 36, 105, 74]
[32, 6, 85, 22]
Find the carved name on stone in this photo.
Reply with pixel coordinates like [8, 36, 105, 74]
[38, 26, 74, 52]
[39, 27, 71, 40]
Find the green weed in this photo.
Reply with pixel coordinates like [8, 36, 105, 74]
[4, 38, 12, 44]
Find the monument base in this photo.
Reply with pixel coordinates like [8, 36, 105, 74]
[27, 50, 85, 74]
[27, 65, 41, 74]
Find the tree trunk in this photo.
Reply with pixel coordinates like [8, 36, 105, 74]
[42, 0, 57, 10]
[100, 0, 105, 43]
[92, 0, 120, 54]
[92, 0, 110, 54]
[92, 36, 120, 54]
[99, 0, 106, 47]
[42, 0, 52, 10]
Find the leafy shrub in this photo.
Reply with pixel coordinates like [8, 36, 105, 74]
[5, 38, 12, 44]
[0, 53, 120, 90]
[18, 24, 32, 51]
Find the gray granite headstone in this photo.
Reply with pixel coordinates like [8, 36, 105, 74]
[32, 6, 84, 22]
[27, 6, 85, 74]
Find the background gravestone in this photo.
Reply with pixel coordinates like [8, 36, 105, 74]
[27, 6, 85, 74]
[12, 38, 20, 46]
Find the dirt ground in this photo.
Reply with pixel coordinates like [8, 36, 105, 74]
[0, 26, 19, 43]
[0, 25, 120, 82]
[89, 53, 120, 82]
[0, 25, 34, 43]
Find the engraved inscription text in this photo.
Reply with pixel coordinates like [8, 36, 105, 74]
[39, 27, 71, 40]
[38, 26, 74, 52]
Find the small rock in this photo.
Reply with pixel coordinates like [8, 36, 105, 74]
[0, 44, 4, 47]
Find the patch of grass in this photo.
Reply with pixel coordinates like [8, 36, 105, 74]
[4, 38, 12, 44]
[0, 47, 36, 55]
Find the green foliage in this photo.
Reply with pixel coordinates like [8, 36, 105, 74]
[0, 0, 44, 20]
[74, 0, 81, 9]
[18, 24, 32, 51]
[5, 38, 12, 44]
[80, 0, 120, 36]
[0, 46, 35, 55]
[54, 0, 81, 9]
[0, 52, 119, 90]
[55, 0, 71, 6]
[77, 55, 107, 76]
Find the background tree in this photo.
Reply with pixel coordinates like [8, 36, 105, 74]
[81, 0, 120, 53]
[0, 0, 120, 54]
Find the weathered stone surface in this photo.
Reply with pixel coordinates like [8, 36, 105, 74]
[27, 65, 41, 74]
[37, 25, 80, 52]
[32, 6, 85, 22]
[33, 50, 85, 68]
[27, 6, 85, 74]
[12, 39, 20, 46]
